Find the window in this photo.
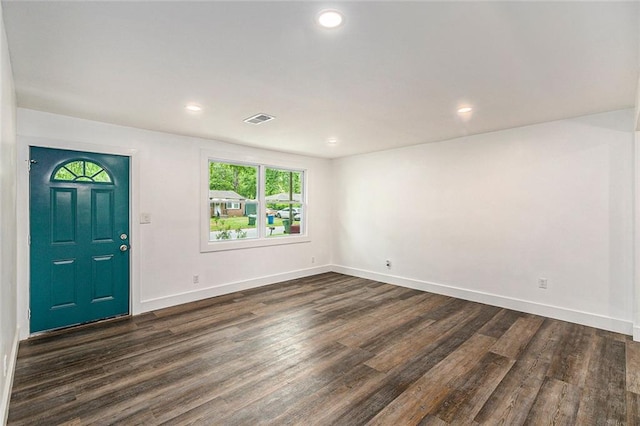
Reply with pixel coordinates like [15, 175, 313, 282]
[202, 156, 307, 251]
[265, 168, 303, 237]
[209, 162, 257, 241]
[52, 160, 113, 183]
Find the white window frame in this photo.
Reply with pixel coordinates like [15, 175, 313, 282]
[201, 151, 309, 252]
[225, 202, 240, 210]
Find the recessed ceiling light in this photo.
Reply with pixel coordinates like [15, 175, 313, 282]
[457, 107, 473, 114]
[318, 10, 344, 29]
[327, 137, 338, 145]
[185, 104, 202, 112]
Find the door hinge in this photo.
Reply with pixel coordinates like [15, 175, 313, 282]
[27, 159, 37, 172]
[28, 309, 31, 319]
[28, 235, 31, 245]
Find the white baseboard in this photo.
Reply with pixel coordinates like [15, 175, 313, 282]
[1, 327, 19, 426]
[139, 265, 333, 313]
[332, 265, 633, 336]
[634, 326, 640, 342]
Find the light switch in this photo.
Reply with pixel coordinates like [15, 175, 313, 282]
[140, 213, 151, 224]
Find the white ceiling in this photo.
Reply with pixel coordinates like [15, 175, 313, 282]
[3, 1, 638, 158]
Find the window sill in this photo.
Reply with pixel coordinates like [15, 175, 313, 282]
[200, 235, 311, 252]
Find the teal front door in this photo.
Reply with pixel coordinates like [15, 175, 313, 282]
[30, 147, 130, 333]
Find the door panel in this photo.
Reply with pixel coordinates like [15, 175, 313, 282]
[91, 255, 115, 301]
[51, 188, 77, 243]
[50, 259, 77, 308]
[30, 147, 130, 333]
[92, 189, 114, 241]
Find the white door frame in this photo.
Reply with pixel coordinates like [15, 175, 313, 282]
[17, 135, 140, 339]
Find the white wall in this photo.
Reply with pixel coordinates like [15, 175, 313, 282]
[333, 109, 635, 334]
[0, 1, 18, 423]
[16, 109, 333, 338]
[635, 130, 640, 340]
[635, 6, 640, 131]
[635, 74, 640, 130]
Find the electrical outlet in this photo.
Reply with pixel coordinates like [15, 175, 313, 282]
[193, 275, 199, 284]
[538, 278, 548, 289]
[385, 260, 391, 269]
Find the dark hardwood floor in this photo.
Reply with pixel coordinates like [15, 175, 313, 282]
[8, 272, 640, 425]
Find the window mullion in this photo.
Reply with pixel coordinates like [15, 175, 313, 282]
[258, 165, 266, 239]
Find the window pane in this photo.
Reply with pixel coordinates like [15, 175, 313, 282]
[52, 160, 112, 183]
[65, 161, 84, 176]
[209, 161, 258, 241]
[264, 167, 304, 237]
[53, 167, 76, 181]
[265, 168, 302, 201]
[85, 161, 102, 176]
[265, 203, 302, 237]
[93, 170, 111, 183]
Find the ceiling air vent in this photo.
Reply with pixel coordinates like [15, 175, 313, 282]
[244, 113, 275, 125]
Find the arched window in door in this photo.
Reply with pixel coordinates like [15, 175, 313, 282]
[51, 159, 113, 183]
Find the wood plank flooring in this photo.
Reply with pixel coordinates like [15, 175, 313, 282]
[8, 272, 640, 425]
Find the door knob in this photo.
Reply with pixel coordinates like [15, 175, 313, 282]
[120, 244, 129, 252]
